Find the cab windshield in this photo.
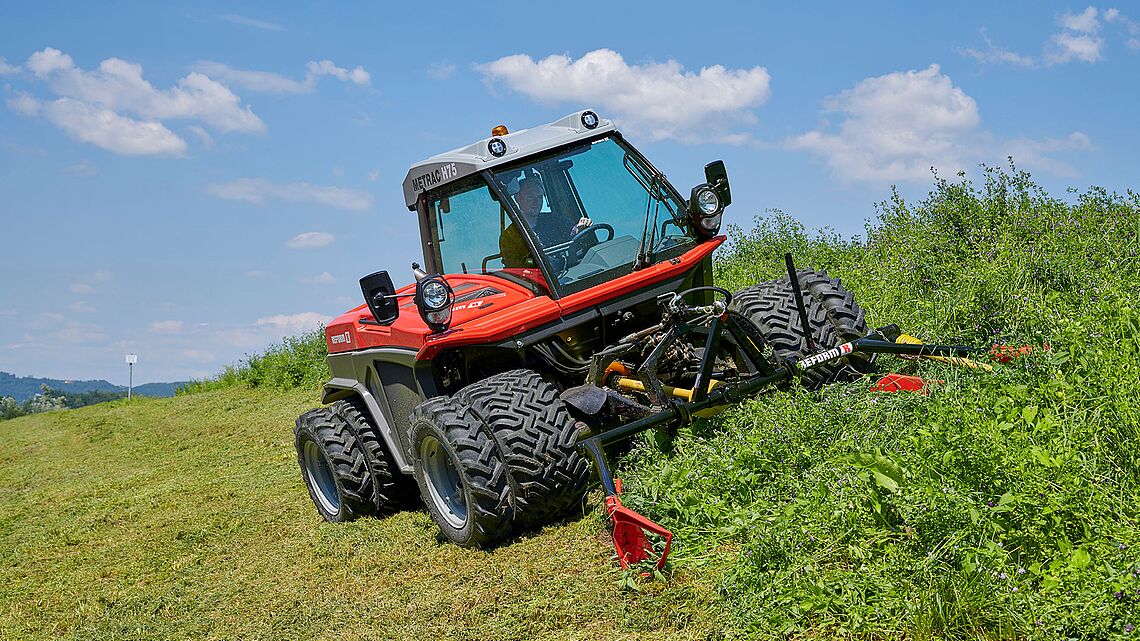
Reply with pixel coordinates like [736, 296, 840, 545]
[425, 136, 695, 295]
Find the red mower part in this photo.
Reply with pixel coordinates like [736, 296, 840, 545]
[990, 344, 1047, 363]
[605, 494, 673, 571]
[872, 373, 941, 395]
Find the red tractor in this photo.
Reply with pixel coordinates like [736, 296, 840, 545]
[294, 110, 976, 566]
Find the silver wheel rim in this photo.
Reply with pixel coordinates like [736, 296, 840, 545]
[303, 440, 341, 514]
[420, 435, 467, 529]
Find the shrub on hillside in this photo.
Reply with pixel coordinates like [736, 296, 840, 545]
[179, 329, 329, 394]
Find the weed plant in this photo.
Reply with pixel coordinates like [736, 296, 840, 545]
[620, 166, 1140, 639]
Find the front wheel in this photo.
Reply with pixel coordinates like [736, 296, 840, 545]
[409, 397, 514, 548]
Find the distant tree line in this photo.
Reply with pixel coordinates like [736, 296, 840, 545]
[0, 385, 127, 421]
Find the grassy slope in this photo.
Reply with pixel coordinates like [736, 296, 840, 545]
[0, 388, 717, 641]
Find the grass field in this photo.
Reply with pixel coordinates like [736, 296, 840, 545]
[3, 168, 1138, 640]
[0, 387, 720, 640]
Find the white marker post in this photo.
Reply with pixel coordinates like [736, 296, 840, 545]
[125, 353, 137, 400]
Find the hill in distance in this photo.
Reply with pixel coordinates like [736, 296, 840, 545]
[0, 371, 187, 402]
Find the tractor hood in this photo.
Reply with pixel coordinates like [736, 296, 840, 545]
[325, 238, 723, 358]
[325, 273, 553, 354]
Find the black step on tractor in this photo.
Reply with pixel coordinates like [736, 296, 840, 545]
[293, 110, 988, 568]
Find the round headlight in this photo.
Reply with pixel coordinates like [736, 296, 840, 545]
[696, 188, 720, 216]
[421, 279, 450, 311]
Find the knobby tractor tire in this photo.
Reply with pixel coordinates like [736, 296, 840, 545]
[455, 369, 591, 529]
[331, 396, 418, 514]
[730, 269, 875, 388]
[409, 396, 514, 548]
[294, 407, 377, 522]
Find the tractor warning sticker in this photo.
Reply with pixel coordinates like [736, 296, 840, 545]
[798, 342, 853, 370]
[330, 331, 352, 345]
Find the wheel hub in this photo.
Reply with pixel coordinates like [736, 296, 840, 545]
[420, 435, 468, 529]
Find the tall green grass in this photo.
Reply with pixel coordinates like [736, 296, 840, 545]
[178, 329, 329, 394]
[621, 167, 1140, 639]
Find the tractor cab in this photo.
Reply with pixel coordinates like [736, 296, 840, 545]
[403, 110, 730, 300]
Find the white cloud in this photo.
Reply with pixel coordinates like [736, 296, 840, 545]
[255, 312, 331, 333]
[286, 231, 335, 248]
[219, 14, 283, 31]
[1059, 6, 1100, 33]
[367, 169, 380, 182]
[187, 125, 213, 147]
[0, 57, 18, 75]
[1047, 32, 1105, 64]
[19, 95, 188, 156]
[193, 59, 371, 94]
[303, 272, 336, 285]
[25, 48, 264, 133]
[959, 29, 1037, 67]
[69, 282, 96, 294]
[788, 64, 1090, 183]
[1046, 7, 1105, 64]
[427, 62, 456, 80]
[150, 320, 184, 334]
[206, 178, 373, 211]
[787, 65, 979, 182]
[53, 323, 106, 343]
[1129, 38, 1140, 50]
[244, 270, 270, 279]
[476, 49, 771, 143]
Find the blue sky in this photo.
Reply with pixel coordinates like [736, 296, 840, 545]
[2, 1, 1137, 384]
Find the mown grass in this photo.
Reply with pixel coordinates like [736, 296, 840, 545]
[621, 167, 1140, 639]
[0, 387, 718, 640]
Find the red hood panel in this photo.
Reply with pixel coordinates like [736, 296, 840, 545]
[325, 274, 541, 353]
[325, 238, 724, 357]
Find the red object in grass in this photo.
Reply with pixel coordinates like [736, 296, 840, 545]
[606, 480, 673, 571]
[990, 344, 1047, 363]
[872, 373, 941, 395]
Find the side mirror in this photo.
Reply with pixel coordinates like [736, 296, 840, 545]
[359, 270, 400, 325]
[704, 160, 731, 207]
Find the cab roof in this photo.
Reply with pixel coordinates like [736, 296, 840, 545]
[401, 109, 615, 209]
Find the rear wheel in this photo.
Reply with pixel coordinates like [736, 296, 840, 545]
[455, 369, 592, 528]
[331, 396, 418, 513]
[294, 408, 376, 522]
[410, 397, 514, 547]
[731, 269, 874, 388]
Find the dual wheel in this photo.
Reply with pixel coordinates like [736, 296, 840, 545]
[295, 369, 592, 548]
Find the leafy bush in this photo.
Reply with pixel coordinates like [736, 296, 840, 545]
[179, 329, 329, 394]
[620, 167, 1140, 639]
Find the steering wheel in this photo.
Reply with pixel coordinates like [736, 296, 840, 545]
[565, 223, 615, 267]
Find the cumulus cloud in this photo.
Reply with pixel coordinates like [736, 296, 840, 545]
[150, 320, 184, 334]
[8, 48, 264, 156]
[787, 64, 1090, 183]
[0, 57, 18, 75]
[206, 178, 373, 211]
[15, 95, 187, 156]
[218, 14, 283, 31]
[286, 231, 335, 248]
[25, 48, 264, 132]
[255, 312, 331, 333]
[476, 49, 771, 143]
[193, 59, 371, 94]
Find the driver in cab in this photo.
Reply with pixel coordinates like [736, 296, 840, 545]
[500, 175, 591, 268]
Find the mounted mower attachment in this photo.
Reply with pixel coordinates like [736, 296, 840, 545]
[567, 254, 989, 570]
